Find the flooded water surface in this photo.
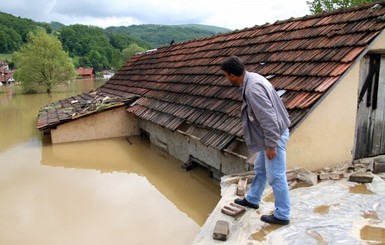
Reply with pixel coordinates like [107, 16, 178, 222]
[0, 80, 220, 245]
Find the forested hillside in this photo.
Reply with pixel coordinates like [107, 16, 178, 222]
[0, 11, 230, 71]
[0, 12, 52, 53]
[105, 24, 229, 47]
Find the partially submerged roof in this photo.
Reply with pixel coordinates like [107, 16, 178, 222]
[76, 67, 94, 76]
[36, 90, 138, 130]
[37, 2, 385, 150]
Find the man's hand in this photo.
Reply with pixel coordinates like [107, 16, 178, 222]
[266, 147, 277, 160]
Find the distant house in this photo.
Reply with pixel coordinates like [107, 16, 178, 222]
[0, 66, 15, 85]
[37, 3, 385, 176]
[0, 60, 9, 70]
[77, 67, 95, 79]
[102, 70, 115, 79]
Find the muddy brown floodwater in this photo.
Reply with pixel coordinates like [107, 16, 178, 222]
[0, 80, 221, 245]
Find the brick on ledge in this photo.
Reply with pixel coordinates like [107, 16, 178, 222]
[221, 202, 246, 217]
[213, 220, 229, 241]
[348, 172, 373, 183]
[237, 177, 248, 196]
[319, 171, 344, 180]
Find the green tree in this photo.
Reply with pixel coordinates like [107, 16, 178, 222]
[110, 48, 124, 71]
[104, 24, 224, 48]
[109, 33, 131, 51]
[122, 44, 145, 62]
[79, 56, 91, 68]
[307, 0, 378, 14]
[0, 11, 51, 52]
[88, 50, 108, 71]
[13, 30, 76, 93]
[59, 24, 117, 71]
[0, 26, 22, 52]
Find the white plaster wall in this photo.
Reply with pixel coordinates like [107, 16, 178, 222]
[51, 107, 139, 143]
[287, 64, 359, 170]
[138, 119, 248, 175]
[370, 31, 385, 50]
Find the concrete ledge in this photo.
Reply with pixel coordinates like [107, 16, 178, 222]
[192, 171, 385, 244]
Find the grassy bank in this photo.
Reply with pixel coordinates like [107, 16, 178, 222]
[0, 53, 12, 61]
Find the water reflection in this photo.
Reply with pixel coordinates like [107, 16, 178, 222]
[0, 80, 105, 152]
[41, 136, 220, 225]
[0, 80, 221, 244]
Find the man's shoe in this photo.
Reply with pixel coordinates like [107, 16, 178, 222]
[260, 214, 289, 225]
[234, 198, 259, 209]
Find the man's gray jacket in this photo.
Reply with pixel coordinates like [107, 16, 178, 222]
[241, 71, 291, 153]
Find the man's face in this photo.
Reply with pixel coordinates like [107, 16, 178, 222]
[224, 71, 238, 86]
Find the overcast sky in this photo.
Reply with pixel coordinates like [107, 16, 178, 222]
[1, 0, 311, 30]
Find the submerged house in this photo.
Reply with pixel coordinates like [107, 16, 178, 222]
[76, 67, 95, 79]
[37, 2, 385, 176]
[0, 66, 15, 85]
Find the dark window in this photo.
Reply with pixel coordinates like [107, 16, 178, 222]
[359, 54, 381, 109]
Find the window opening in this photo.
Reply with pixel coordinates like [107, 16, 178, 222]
[140, 129, 150, 141]
[182, 155, 222, 181]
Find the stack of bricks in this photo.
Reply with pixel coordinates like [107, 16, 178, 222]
[221, 202, 246, 217]
[212, 177, 249, 241]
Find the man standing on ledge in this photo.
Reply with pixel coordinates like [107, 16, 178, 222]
[221, 56, 291, 225]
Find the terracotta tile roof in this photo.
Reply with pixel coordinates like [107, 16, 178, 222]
[76, 67, 94, 76]
[0, 68, 10, 74]
[0, 74, 13, 83]
[37, 2, 385, 150]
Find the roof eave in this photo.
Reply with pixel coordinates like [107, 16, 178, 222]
[290, 28, 385, 134]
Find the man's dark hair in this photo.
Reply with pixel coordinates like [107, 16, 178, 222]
[221, 56, 245, 76]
